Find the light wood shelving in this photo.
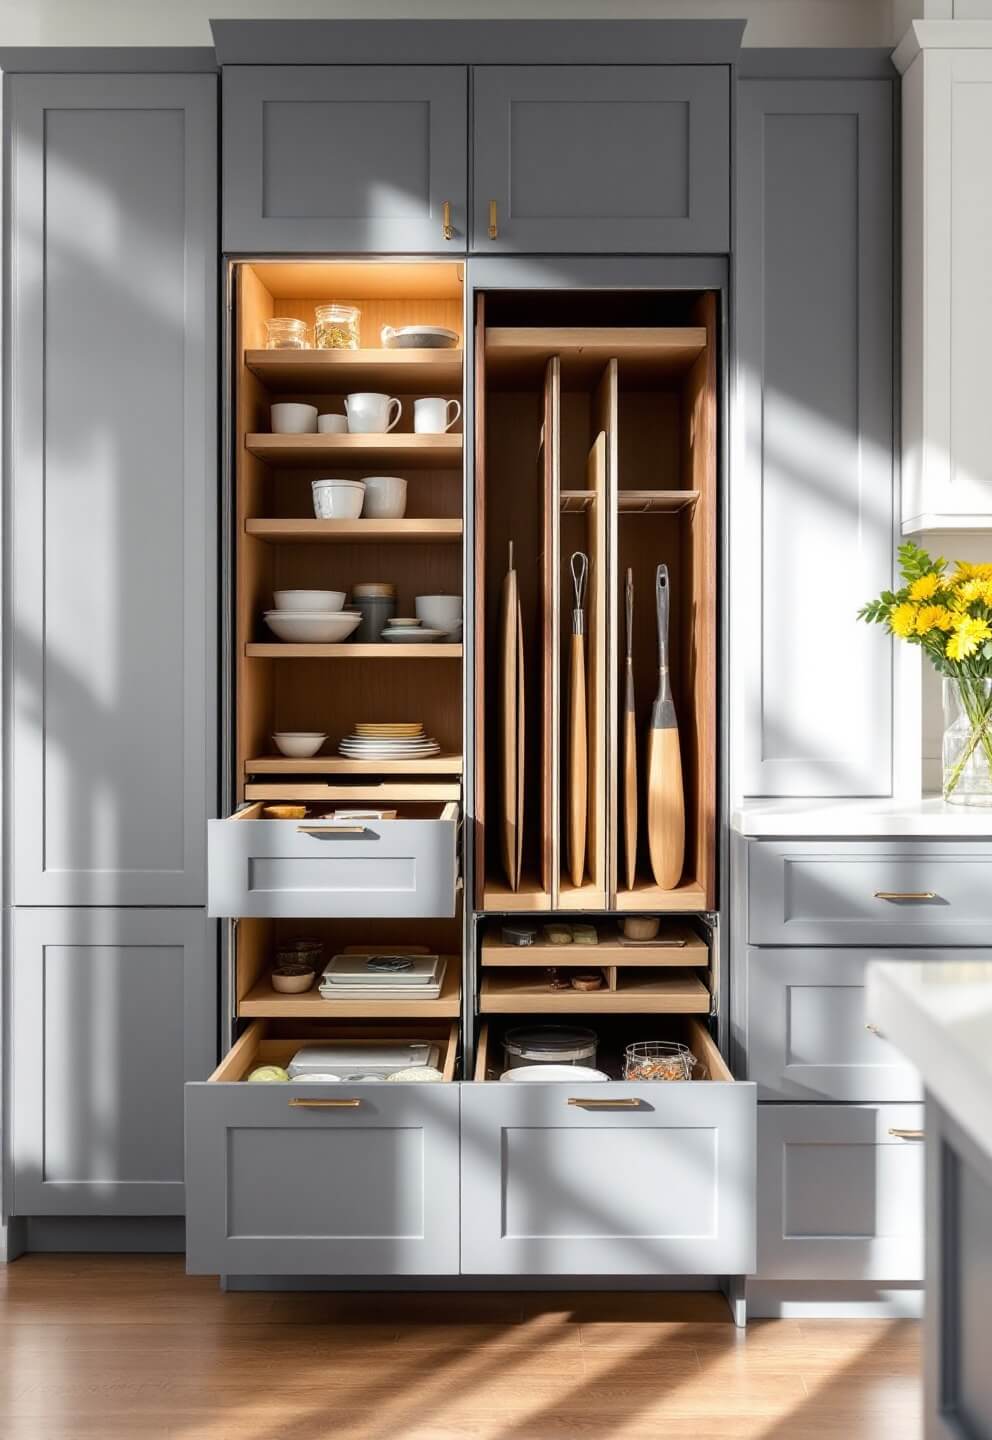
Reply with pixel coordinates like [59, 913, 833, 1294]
[479, 968, 710, 1014]
[245, 518, 463, 544]
[245, 781, 461, 803]
[486, 326, 707, 384]
[480, 922, 707, 967]
[246, 433, 462, 469]
[245, 643, 462, 659]
[246, 347, 463, 393]
[239, 956, 462, 1019]
[617, 490, 699, 514]
[245, 754, 463, 775]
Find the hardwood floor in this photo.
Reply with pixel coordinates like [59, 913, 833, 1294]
[0, 1257, 921, 1440]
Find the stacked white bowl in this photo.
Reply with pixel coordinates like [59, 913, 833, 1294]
[263, 589, 361, 644]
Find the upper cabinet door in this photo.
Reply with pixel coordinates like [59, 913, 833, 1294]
[7, 74, 217, 905]
[472, 65, 730, 253]
[733, 80, 894, 798]
[222, 65, 468, 253]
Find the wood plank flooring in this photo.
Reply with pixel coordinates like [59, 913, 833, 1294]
[0, 1257, 921, 1440]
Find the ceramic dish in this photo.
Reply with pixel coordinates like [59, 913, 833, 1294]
[271, 968, 316, 994]
[383, 627, 447, 644]
[272, 732, 327, 758]
[380, 324, 459, 350]
[385, 617, 420, 628]
[273, 590, 345, 613]
[264, 612, 361, 644]
[312, 478, 366, 520]
[499, 1064, 610, 1083]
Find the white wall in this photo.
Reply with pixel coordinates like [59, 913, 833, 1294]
[0, 0, 908, 49]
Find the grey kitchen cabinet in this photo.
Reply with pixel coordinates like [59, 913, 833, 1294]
[222, 65, 468, 253]
[748, 840, 992, 947]
[757, 1104, 925, 1282]
[733, 79, 894, 798]
[460, 1071, 756, 1276]
[10, 908, 217, 1217]
[746, 947, 923, 1103]
[7, 73, 217, 906]
[472, 66, 730, 254]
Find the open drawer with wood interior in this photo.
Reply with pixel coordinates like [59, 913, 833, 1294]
[185, 1018, 460, 1276]
[463, 1015, 754, 1275]
[474, 291, 717, 912]
[207, 800, 460, 918]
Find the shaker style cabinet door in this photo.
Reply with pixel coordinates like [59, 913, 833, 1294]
[472, 65, 730, 253]
[7, 74, 217, 905]
[10, 908, 217, 1217]
[222, 66, 468, 253]
[733, 80, 894, 797]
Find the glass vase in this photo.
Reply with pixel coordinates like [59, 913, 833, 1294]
[942, 677, 992, 805]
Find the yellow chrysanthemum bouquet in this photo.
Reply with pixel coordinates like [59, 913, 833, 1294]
[860, 542, 992, 803]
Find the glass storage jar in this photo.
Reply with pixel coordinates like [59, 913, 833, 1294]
[264, 316, 310, 350]
[624, 1041, 696, 1081]
[502, 1025, 599, 1071]
[314, 304, 361, 350]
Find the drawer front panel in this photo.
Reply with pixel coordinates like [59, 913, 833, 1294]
[746, 947, 925, 1102]
[208, 815, 457, 918]
[757, 1104, 924, 1281]
[748, 841, 992, 945]
[185, 1084, 460, 1275]
[460, 1081, 755, 1275]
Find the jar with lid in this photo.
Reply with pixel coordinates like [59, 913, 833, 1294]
[315, 304, 361, 350]
[265, 316, 310, 350]
[352, 582, 397, 642]
[502, 1025, 599, 1071]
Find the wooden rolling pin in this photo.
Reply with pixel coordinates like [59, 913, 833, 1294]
[646, 563, 684, 890]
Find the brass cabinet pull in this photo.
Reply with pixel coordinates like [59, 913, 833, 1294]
[488, 199, 498, 240]
[289, 1098, 362, 1109]
[888, 1127, 925, 1140]
[296, 824, 366, 835]
[873, 891, 937, 901]
[567, 1097, 641, 1110]
[442, 200, 453, 241]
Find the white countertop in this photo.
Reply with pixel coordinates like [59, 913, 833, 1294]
[866, 960, 992, 1160]
[732, 795, 992, 838]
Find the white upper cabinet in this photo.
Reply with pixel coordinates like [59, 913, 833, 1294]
[898, 26, 992, 532]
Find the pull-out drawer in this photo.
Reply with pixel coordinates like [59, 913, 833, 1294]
[208, 802, 459, 918]
[461, 1019, 755, 1276]
[748, 840, 992, 946]
[757, 1103, 925, 1282]
[745, 946, 925, 1102]
[185, 1020, 460, 1276]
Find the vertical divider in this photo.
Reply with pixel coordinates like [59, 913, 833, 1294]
[584, 429, 608, 907]
[593, 360, 620, 906]
[472, 292, 487, 909]
[541, 356, 561, 908]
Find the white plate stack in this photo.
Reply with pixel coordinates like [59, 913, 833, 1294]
[338, 722, 441, 760]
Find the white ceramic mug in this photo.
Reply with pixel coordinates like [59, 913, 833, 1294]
[345, 393, 402, 434]
[414, 397, 462, 434]
[317, 413, 348, 434]
[271, 402, 317, 434]
[361, 476, 408, 519]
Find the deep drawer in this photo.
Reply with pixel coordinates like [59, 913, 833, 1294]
[745, 946, 925, 1102]
[208, 802, 459, 918]
[748, 840, 992, 946]
[461, 1019, 755, 1276]
[757, 1103, 924, 1282]
[185, 1019, 460, 1276]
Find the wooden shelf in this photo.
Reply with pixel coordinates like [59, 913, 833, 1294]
[481, 876, 553, 912]
[239, 957, 461, 1019]
[245, 643, 462, 659]
[245, 347, 463, 393]
[486, 326, 706, 384]
[616, 879, 708, 912]
[560, 490, 596, 513]
[245, 518, 463, 544]
[245, 754, 463, 775]
[245, 781, 460, 803]
[481, 922, 707, 968]
[618, 490, 699, 514]
[245, 433, 462, 469]
[479, 968, 710, 1014]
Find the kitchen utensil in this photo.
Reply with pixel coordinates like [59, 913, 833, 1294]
[287, 1041, 440, 1079]
[622, 915, 660, 941]
[623, 567, 638, 890]
[414, 397, 462, 434]
[272, 732, 327, 758]
[383, 627, 446, 644]
[646, 563, 685, 890]
[264, 316, 309, 350]
[499, 542, 521, 890]
[314, 302, 360, 350]
[264, 611, 361, 644]
[624, 1040, 696, 1082]
[380, 324, 459, 349]
[415, 594, 462, 634]
[570, 972, 604, 991]
[500, 1063, 610, 1083]
[263, 805, 306, 820]
[311, 478, 366, 520]
[352, 585, 396, 641]
[385, 616, 420, 628]
[345, 392, 402, 434]
[273, 590, 345, 613]
[271, 967, 316, 994]
[361, 476, 407, 519]
[354, 723, 423, 735]
[271, 402, 317, 434]
[567, 551, 589, 888]
[503, 1025, 598, 1070]
[317, 413, 348, 434]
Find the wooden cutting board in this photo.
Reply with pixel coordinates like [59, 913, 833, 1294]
[514, 583, 525, 891]
[499, 555, 519, 890]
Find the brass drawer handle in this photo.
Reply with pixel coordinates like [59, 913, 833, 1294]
[296, 824, 366, 836]
[567, 1097, 641, 1110]
[488, 199, 498, 240]
[888, 1127, 924, 1141]
[442, 200, 453, 241]
[874, 891, 937, 901]
[289, 1098, 362, 1109]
